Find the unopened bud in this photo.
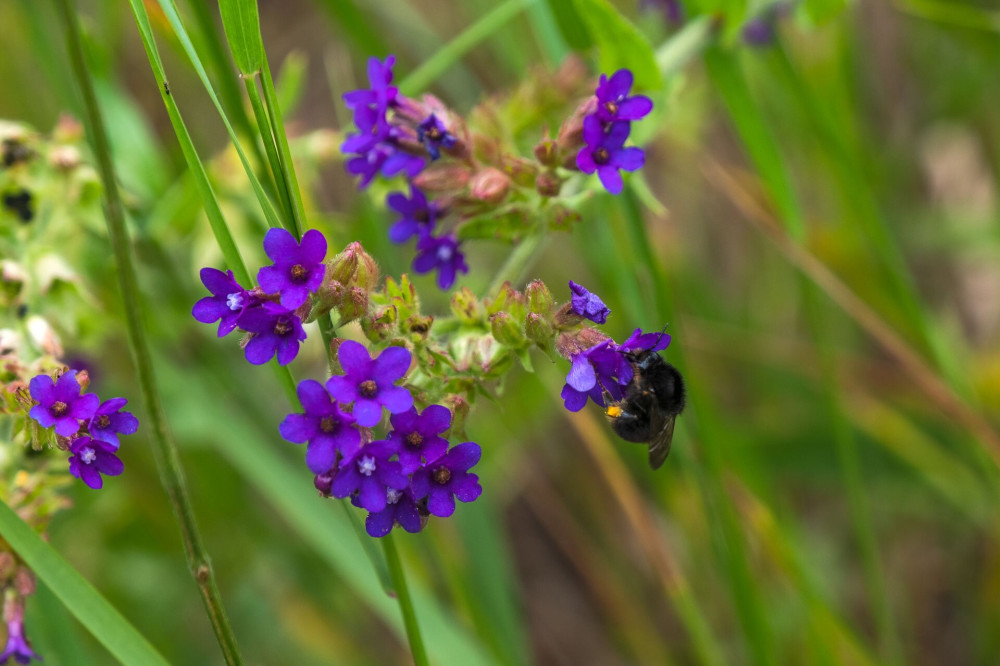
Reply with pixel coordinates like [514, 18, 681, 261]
[75, 369, 91, 391]
[470, 168, 511, 204]
[555, 327, 612, 359]
[534, 136, 559, 168]
[360, 305, 398, 343]
[406, 315, 434, 338]
[557, 97, 597, 159]
[485, 282, 522, 316]
[441, 395, 470, 439]
[50, 145, 81, 171]
[314, 472, 334, 497]
[53, 113, 84, 142]
[490, 311, 525, 347]
[450, 287, 483, 325]
[525, 313, 554, 348]
[14, 568, 35, 596]
[500, 155, 538, 188]
[413, 163, 472, 193]
[525, 280, 554, 315]
[535, 171, 563, 198]
[553, 302, 584, 329]
[336, 287, 369, 324]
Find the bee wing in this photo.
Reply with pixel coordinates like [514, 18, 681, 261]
[647, 414, 676, 470]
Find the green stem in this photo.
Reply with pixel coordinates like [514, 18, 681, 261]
[488, 227, 549, 294]
[56, 3, 244, 664]
[260, 60, 306, 238]
[244, 76, 294, 228]
[382, 533, 430, 666]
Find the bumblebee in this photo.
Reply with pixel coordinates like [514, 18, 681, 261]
[604, 349, 686, 470]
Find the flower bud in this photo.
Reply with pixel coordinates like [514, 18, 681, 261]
[14, 568, 35, 596]
[469, 168, 511, 204]
[490, 311, 525, 347]
[360, 305, 398, 343]
[535, 171, 563, 198]
[314, 472, 334, 497]
[50, 145, 81, 171]
[557, 97, 597, 159]
[525, 313, 554, 349]
[442, 394, 470, 439]
[553, 302, 584, 329]
[534, 136, 559, 168]
[53, 113, 84, 142]
[450, 287, 483, 325]
[328, 338, 345, 374]
[525, 280, 554, 315]
[75, 369, 91, 391]
[336, 286, 369, 324]
[412, 163, 472, 193]
[485, 281, 522, 316]
[406, 315, 434, 339]
[500, 155, 538, 188]
[555, 327, 612, 359]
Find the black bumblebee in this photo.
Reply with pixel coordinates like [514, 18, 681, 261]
[604, 349, 686, 470]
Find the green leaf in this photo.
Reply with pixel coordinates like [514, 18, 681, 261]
[218, 0, 265, 74]
[0, 501, 170, 666]
[571, 0, 661, 91]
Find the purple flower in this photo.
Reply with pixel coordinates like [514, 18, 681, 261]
[742, 17, 775, 46]
[416, 114, 457, 161]
[1, 605, 40, 665]
[257, 228, 328, 309]
[28, 370, 98, 437]
[363, 487, 423, 537]
[387, 186, 439, 243]
[341, 104, 390, 156]
[238, 302, 307, 366]
[618, 327, 671, 354]
[327, 341, 414, 426]
[387, 405, 451, 474]
[346, 142, 425, 190]
[331, 441, 408, 512]
[88, 398, 138, 448]
[576, 117, 645, 195]
[192, 268, 255, 337]
[595, 70, 653, 124]
[68, 436, 123, 490]
[280, 379, 361, 474]
[411, 442, 482, 518]
[560, 340, 629, 412]
[413, 233, 468, 290]
[342, 55, 398, 112]
[569, 280, 610, 324]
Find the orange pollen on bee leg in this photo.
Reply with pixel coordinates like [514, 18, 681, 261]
[606, 405, 622, 418]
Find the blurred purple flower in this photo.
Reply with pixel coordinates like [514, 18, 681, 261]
[238, 302, 307, 366]
[595, 70, 653, 124]
[340, 104, 390, 156]
[280, 379, 361, 474]
[345, 141, 425, 190]
[363, 487, 423, 537]
[342, 55, 398, 112]
[560, 340, 629, 412]
[569, 280, 610, 324]
[331, 441, 408, 512]
[387, 186, 439, 243]
[618, 327, 671, 354]
[88, 398, 138, 448]
[413, 233, 468, 290]
[576, 117, 644, 195]
[257, 228, 328, 309]
[192, 268, 254, 337]
[28, 370, 98, 437]
[411, 442, 482, 517]
[642, 0, 684, 24]
[388, 404, 451, 474]
[416, 114, 457, 161]
[327, 341, 414, 427]
[68, 436, 123, 490]
[0, 604, 40, 665]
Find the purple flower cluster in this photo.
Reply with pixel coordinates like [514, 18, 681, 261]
[280, 341, 482, 537]
[193, 227, 327, 366]
[576, 69, 652, 195]
[1, 602, 40, 665]
[341, 56, 468, 291]
[27, 370, 137, 490]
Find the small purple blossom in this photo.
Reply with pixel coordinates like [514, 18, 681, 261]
[387, 404, 451, 474]
[642, 0, 684, 24]
[87, 398, 138, 448]
[560, 340, 629, 412]
[595, 70, 653, 124]
[326, 341, 414, 427]
[257, 228, 328, 310]
[416, 114, 457, 161]
[576, 117, 645, 195]
[280, 379, 361, 474]
[345, 142, 425, 190]
[413, 233, 468, 290]
[28, 370, 98, 437]
[618, 327, 671, 354]
[342, 55, 398, 112]
[0, 604, 40, 665]
[569, 280, 611, 324]
[68, 436, 123, 490]
[362, 487, 423, 537]
[238, 302, 307, 366]
[192, 268, 255, 337]
[411, 442, 482, 518]
[387, 186, 439, 243]
[331, 441, 408, 512]
[340, 104, 390, 156]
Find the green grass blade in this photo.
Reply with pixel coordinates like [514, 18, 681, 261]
[0, 501, 170, 666]
[572, 0, 661, 90]
[260, 59, 307, 237]
[218, 0, 265, 74]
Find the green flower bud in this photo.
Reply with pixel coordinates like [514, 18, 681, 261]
[525, 312, 554, 349]
[535, 171, 563, 198]
[525, 279, 554, 316]
[336, 286, 369, 324]
[450, 287, 483, 325]
[533, 136, 559, 168]
[490, 311, 525, 347]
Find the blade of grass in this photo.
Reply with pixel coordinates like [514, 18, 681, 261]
[0, 501, 170, 666]
[57, 3, 244, 662]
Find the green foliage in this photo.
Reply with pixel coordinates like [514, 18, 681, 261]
[218, 0, 266, 75]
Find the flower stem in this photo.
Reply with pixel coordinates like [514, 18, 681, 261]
[488, 225, 549, 294]
[382, 533, 429, 666]
[56, 3, 243, 664]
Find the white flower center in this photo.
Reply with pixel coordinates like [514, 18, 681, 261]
[386, 488, 402, 505]
[226, 292, 244, 310]
[436, 244, 453, 262]
[80, 446, 96, 464]
[358, 455, 376, 477]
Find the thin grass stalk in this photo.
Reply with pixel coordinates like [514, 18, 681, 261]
[244, 77, 295, 227]
[260, 61, 307, 237]
[55, 2, 244, 663]
[383, 533, 430, 666]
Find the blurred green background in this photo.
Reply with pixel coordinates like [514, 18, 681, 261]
[3, 0, 1000, 664]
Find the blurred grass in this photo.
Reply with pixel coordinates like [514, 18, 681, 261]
[3, 0, 1000, 664]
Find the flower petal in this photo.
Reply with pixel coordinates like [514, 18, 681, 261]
[427, 487, 455, 517]
[365, 508, 395, 538]
[419, 404, 451, 434]
[453, 473, 482, 503]
[353, 398, 383, 427]
[373, 345, 412, 383]
[378, 386, 413, 415]
[299, 229, 328, 264]
[244, 334, 279, 365]
[279, 413, 316, 443]
[359, 477, 387, 512]
[305, 439, 337, 474]
[337, 340, 372, 379]
[617, 95, 653, 121]
[28, 374, 54, 404]
[325, 376, 358, 404]
[611, 147, 645, 172]
[566, 356, 597, 392]
[262, 227, 297, 263]
[561, 384, 588, 412]
[598, 166, 624, 195]
[606, 69, 634, 100]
